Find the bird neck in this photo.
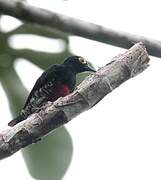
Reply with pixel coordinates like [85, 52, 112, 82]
[63, 62, 78, 74]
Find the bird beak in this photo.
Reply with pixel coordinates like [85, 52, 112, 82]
[84, 65, 96, 72]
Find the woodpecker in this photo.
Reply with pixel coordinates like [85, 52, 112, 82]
[8, 56, 95, 127]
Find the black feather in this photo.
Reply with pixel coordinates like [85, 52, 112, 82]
[8, 56, 95, 127]
[8, 115, 24, 127]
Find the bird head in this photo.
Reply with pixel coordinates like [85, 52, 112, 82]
[63, 56, 96, 73]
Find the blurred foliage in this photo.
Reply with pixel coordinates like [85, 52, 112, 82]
[22, 127, 73, 180]
[0, 15, 74, 180]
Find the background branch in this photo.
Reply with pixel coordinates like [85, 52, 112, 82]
[0, 42, 149, 160]
[0, 0, 160, 58]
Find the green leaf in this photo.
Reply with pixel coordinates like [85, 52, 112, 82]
[22, 127, 73, 180]
[8, 23, 69, 43]
[10, 48, 73, 69]
[0, 66, 28, 115]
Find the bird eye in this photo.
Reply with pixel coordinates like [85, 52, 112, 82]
[47, 81, 53, 87]
[78, 57, 87, 64]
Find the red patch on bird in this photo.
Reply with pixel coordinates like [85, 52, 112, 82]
[48, 84, 71, 101]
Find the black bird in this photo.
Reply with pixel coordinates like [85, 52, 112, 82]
[8, 56, 95, 127]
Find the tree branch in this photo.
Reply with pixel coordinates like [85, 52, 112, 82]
[0, 42, 149, 160]
[0, 0, 160, 58]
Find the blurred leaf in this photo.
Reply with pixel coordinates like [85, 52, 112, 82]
[10, 48, 73, 69]
[22, 127, 73, 180]
[76, 72, 91, 85]
[0, 33, 9, 52]
[0, 66, 27, 116]
[8, 23, 69, 43]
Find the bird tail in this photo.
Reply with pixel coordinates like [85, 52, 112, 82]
[8, 115, 24, 127]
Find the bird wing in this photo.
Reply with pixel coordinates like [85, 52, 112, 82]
[23, 64, 62, 109]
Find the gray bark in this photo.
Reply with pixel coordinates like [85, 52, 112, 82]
[0, 0, 160, 58]
[0, 42, 149, 160]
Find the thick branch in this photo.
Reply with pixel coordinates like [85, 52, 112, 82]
[0, 0, 160, 58]
[0, 42, 149, 160]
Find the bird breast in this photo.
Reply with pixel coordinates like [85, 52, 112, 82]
[48, 84, 71, 101]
